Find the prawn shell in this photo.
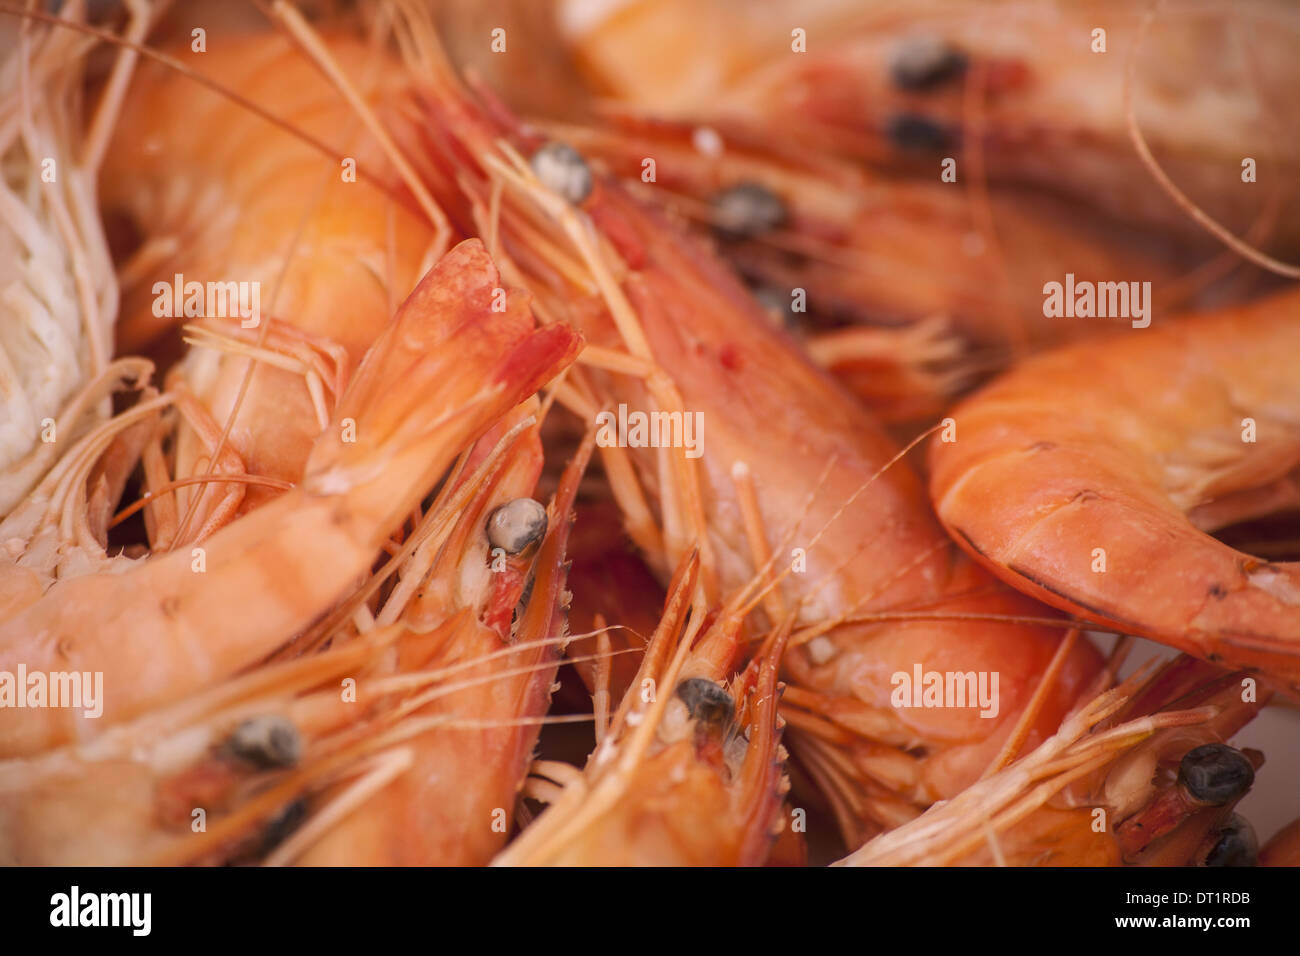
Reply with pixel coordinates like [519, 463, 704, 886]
[929, 289, 1300, 689]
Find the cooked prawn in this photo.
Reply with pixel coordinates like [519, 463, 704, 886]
[561, 0, 1300, 254]
[494, 548, 791, 866]
[842, 654, 1269, 866]
[294, 411, 594, 865]
[0, 239, 580, 756]
[929, 287, 1300, 693]
[544, 112, 1193, 357]
[378, 13, 1106, 851]
[96, 24, 450, 542]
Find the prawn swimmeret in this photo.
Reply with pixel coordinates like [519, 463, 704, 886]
[0, 0, 1295, 868]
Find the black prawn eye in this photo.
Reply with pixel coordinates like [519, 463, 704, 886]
[675, 677, 736, 728]
[1178, 743, 1255, 805]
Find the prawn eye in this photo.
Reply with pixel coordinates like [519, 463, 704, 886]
[711, 182, 787, 240]
[488, 498, 548, 555]
[886, 113, 955, 151]
[226, 715, 302, 769]
[1178, 743, 1255, 805]
[891, 35, 968, 91]
[530, 141, 593, 204]
[1204, 814, 1258, 867]
[675, 677, 736, 728]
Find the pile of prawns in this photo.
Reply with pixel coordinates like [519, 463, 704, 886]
[2, 0, 1299, 867]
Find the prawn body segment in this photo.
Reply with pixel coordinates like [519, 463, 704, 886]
[930, 289, 1300, 689]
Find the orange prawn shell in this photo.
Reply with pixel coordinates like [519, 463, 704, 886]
[784, 562, 1102, 800]
[928, 289, 1300, 688]
[102, 32, 435, 359]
